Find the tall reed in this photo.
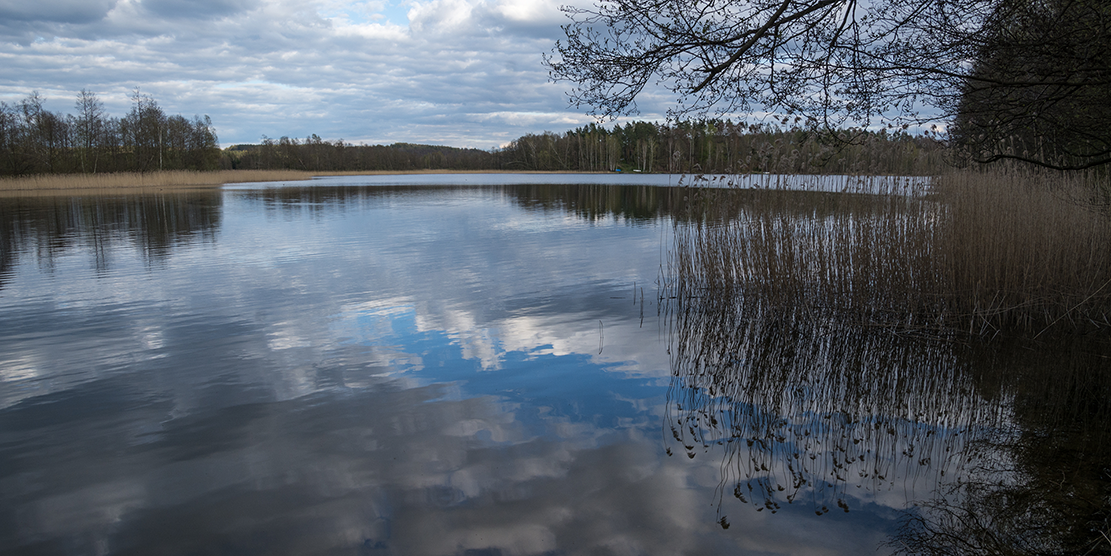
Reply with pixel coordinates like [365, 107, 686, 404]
[0, 169, 318, 192]
[936, 169, 1111, 336]
[668, 168, 1111, 338]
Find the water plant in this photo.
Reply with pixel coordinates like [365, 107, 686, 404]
[667, 168, 1111, 339]
[0, 169, 317, 193]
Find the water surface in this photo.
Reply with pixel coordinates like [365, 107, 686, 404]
[1, 177, 1107, 555]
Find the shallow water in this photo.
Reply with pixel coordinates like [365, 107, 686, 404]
[225, 172, 927, 195]
[0, 177, 1107, 555]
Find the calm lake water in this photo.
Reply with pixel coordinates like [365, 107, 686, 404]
[1, 175, 1108, 555]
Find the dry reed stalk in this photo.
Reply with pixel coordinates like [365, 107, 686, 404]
[0, 170, 322, 192]
[666, 170, 1111, 548]
[936, 169, 1111, 336]
[0, 169, 613, 195]
[669, 168, 1111, 338]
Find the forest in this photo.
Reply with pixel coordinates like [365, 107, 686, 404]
[1, 89, 946, 178]
[494, 121, 944, 175]
[0, 89, 220, 176]
[226, 121, 943, 175]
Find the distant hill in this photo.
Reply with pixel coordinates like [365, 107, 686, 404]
[222, 139, 499, 172]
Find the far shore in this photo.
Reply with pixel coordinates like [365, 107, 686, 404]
[0, 169, 612, 196]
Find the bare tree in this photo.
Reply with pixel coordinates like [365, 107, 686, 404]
[125, 88, 166, 172]
[74, 89, 105, 173]
[546, 0, 1111, 169]
[951, 0, 1111, 170]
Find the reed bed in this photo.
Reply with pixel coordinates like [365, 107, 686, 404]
[0, 170, 323, 192]
[665, 167, 1111, 549]
[937, 169, 1111, 337]
[668, 168, 1111, 339]
[0, 168, 611, 195]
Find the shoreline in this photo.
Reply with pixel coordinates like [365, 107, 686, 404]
[0, 169, 613, 196]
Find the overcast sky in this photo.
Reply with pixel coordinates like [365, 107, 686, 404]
[0, 0, 667, 148]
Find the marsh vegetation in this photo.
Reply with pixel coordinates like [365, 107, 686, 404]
[662, 169, 1111, 552]
[665, 272, 1111, 552]
[667, 168, 1111, 339]
[0, 169, 321, 193]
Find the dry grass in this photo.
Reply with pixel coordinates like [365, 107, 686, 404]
[0, 168, 608, 196]
[937, 169, 1111, 336]
[0, 170, 317, 194]
[669, 168, 1111, 338]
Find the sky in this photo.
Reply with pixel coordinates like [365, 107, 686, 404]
[0, 0, 668, 149]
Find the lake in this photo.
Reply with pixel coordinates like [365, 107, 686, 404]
[1, 174, 1108, 555]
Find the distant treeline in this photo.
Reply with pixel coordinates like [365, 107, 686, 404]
[0, 90, 220, 176]
[227, 121, 945, 175]
[1, 89, 946, 177]
[225, 138, 498, 172]
[500, 121, 946, 175]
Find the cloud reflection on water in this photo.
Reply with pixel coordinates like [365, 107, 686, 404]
[0, 182, 976, 555]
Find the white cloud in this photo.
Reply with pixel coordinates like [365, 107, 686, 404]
[0, 0, 118, 24]
[0, 0, 630, 148]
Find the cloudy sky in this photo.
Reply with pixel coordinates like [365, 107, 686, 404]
[0, 0, 666, 148]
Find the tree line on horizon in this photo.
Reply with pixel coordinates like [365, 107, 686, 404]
[0, 89, 220, 176]
[228, 119, 945, 176]
[225, 136, 498, 173]
[500, 120, 945, 175]
[1, 89, 946, 178]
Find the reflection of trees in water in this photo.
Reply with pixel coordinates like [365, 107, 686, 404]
[240, 183, 691, 224]
[0, 192, 222, 284]
[892, 341, 1111, 555]
[240, 181, 896, 228]
[505, 183, 685, 223]
[664, 190, 1111, 549]
[239, 185, 440, 218]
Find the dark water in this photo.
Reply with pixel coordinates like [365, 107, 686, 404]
[1, 180, 1108, 555]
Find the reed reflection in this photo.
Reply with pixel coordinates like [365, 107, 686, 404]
[0, 191, 222, 281]
[665, 294, 997, 521]
[664, 186, 1111, 550]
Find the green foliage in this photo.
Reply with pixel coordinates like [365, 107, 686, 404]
[498, 120, 947, 175]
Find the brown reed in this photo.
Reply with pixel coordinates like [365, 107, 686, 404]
[0, 170, 319, 193]
[669, 167, 1111, 339]
[936, 168, 1111, 337]
[0, 168, 606, 195]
